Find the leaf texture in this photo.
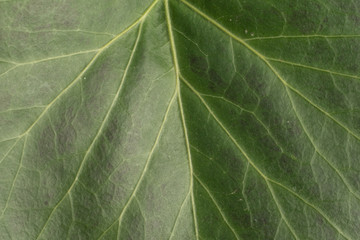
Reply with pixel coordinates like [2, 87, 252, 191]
[1, 0, 360, 239]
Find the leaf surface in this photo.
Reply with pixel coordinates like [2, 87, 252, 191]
[1, 0, 360, 239]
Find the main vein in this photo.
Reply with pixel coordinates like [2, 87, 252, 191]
[165, 0, 199, 239]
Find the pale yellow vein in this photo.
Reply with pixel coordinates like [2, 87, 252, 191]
[35, 13, 149, 239]
[165, 0, 199, 239]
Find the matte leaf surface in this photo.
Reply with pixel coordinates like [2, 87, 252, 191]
[1, 0, 360, 239]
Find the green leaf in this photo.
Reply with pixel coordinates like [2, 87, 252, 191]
[1, 0, 360, 239]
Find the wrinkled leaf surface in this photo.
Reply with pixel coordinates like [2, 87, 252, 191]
[1, 0, 360, 239]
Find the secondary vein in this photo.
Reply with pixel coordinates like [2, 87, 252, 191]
[35, 10, 152, 239]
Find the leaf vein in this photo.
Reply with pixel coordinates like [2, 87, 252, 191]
[266, 57, 360, 80]
[98, 85, 176, 240]
[168, 192, 190, 240]
[115, 91, 176, 237]
[194, 174, 241, 240]
[245, 34, 360, 41]
[180, 75, 299, 240]
[0, 136, 27, 218]
[286, 88, 360, 201]
[180, 0, 360, 144]
[165, 0, 199, 239]
[177, 2, 354, 237]
[35, 14, 147, 239]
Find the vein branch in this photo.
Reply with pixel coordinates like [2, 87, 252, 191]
[266, 57, 360, 80]
[177, 2, 353, 238]
[35, 16, 147, 240]
[245, 34, 360, 41]
[194, 174, 240, 240]
[180, 0, 360, 143]
[115, 91, 176, 238]
[2, 0, 159, 144]
[180, 76, 299, 240]
[98, 88, 176, 240]
[0, 136, 27, 218]
[285, 88, 360, 201]
[168, 192, 190, 240]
